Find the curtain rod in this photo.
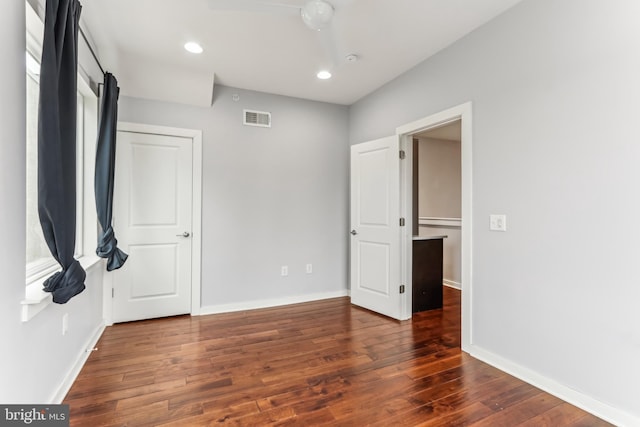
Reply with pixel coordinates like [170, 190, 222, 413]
[79, 26, 105, 76]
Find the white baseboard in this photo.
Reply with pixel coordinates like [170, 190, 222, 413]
[199, 290, 350, 316]
[469, 345, 639, 427]
[50, 322, 105, 404]
[443, 279, 461, 290]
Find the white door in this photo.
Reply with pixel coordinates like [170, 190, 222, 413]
[350, 136, 402, 319]
[112, 131, 193, 323]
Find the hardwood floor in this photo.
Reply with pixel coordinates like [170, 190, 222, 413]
[65, 288, 610, 426]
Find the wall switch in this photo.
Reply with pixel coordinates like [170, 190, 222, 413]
[490, 214, 507, 231]
[281, 266, 288, 276]
[306, 264, 313, 274]
[62, 313, 69, 336]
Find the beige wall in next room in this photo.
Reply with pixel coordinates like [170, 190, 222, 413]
[417, 128, 462, 287]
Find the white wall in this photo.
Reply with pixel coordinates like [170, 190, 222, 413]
[0, 3, 104, 403]
[417, 137, 462, 285]
[119, 86, 350, 310]
[350, 0, 640, 423]
[417, 137, 461, 219]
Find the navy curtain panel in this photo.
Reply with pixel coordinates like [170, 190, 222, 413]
[38, 0, 86, 304]
[95, 73, 128, 271]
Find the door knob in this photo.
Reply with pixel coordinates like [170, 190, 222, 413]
[350, 230, 358, 236]
[177, 232, 190, 237]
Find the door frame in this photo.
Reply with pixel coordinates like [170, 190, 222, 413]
[103, 122, 203, 325]
[396, 102, 472, 352]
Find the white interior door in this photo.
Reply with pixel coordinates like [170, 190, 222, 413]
[350, 136, 402, 319]
[112, 131, 193, 323]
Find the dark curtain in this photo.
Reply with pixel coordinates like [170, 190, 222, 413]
[95, 73, 128, 271]
[38, 0, 86, 304]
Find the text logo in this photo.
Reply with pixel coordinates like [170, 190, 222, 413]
[0, 405, 69, 426]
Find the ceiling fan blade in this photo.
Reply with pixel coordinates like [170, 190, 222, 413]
[208, 0, 301, 15]
[314, 0, 355, 67]
[316, 24, 345, 67]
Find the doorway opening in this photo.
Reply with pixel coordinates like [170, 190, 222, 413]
[397, 102, 472, 352]
[413, 121, 462, 290]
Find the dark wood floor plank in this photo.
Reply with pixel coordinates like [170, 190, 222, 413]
[64, 287, 611, 426]
[469, 393, 563, 426]
[567, 414, 616, 427]
[66, 377, 187, 414]
[518, 402, 600, 427]
[156, 401, 261, 427]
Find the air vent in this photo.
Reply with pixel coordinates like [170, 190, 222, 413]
[243, 109, 271, 128]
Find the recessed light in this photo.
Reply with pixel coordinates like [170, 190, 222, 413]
[184, 42, 203, 54]
[317, 70, 332, 80]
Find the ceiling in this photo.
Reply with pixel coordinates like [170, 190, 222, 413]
[79, 0, 523, 106]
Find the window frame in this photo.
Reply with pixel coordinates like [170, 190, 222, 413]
[24, 66, 96, 284]
[24, 12, 57, 283]
[23, 0, 101, 320]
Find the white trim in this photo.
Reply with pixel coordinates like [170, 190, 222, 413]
[419, 217, 462, 227]
[117, 122, 202, 140]
[21, 256, 103, 322]
[50, 322, 105, 404]
[399, 136, 412, 320]
[114, 122, 203, 317]
[20, 287, 51, 323]
[25, 1, 43, 57]
[26, 0, 45, 21]
[199, 290, 349, 316]
[76, 93, 85, 257]
[397, 108, 467, 135]
[443, 279, 461, 290]
[102, 267, 114, 326]
[25, 259, 59, 286]
[470, 345, 639, 427]
[191, 130, 203, 315]
[396, 101, 473, 352]
[78, 74, 99, 263]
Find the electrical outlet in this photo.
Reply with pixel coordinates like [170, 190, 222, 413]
[281, 266, 288, 276]
[490, 214, 507, 231]
[306, 264, 313, 274]
[62, 313, 69, 336]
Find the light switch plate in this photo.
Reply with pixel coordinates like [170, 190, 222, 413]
[490, 214, 507, 231]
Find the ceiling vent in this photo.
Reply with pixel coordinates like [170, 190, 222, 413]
[243, 109, 271, 128]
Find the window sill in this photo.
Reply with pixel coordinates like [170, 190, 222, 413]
[21, 255, 103, 322]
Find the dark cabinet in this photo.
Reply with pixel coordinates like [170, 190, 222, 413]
[412, 237, 445, 313]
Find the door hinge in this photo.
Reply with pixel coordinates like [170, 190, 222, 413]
[112, 288, 114, 298]
[399, 150, 406, 160]
[399, 217, 405, 227]
[399, 285, 405, 294]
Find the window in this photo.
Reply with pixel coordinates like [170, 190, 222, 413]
[24, 51, 54, 281]
[25, 2, 97, 285]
